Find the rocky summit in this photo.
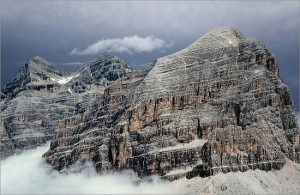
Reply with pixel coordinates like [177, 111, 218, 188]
[1, 27, 299, 180]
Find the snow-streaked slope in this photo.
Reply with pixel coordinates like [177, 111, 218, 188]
[50, 73, 80, 84]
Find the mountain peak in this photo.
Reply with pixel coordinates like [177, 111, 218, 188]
[42, 27, 299, 180]
[189, 26, 245, 49]
[68, 54, 137, 91]
[206, 26, 243, 37]
[83, 54, 126, 68]
[134, 26, 279, 104]
[26, 56, 55, 70]
[29, 56, 49, 63]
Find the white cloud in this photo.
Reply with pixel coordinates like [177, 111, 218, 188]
[70, 35, 173, 55]
[0, 143, 176, 194]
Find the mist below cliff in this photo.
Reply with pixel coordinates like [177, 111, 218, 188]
[0, 143, 175, 194]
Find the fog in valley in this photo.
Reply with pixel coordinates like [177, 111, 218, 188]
[0, 143, 175, 194]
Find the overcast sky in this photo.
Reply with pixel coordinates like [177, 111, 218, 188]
[1, 0, 299, 110]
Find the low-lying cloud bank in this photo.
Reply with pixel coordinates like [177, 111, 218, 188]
[70, 35, 172, 55]
[2, 139, 300, 194]
[0, 143, 175, 194]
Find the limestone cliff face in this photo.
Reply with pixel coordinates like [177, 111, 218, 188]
[0, 55, 136, 159]
[43, 27, 299, 179]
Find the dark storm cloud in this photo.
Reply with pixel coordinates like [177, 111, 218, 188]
[1, 0, 299, 109]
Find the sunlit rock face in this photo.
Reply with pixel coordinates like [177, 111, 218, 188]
[0, 55, 136, 159]
[2, 27, 299, 180]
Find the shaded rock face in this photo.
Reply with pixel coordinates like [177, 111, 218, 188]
[43, 27, 299, 179]
[0, 55, 136, 159]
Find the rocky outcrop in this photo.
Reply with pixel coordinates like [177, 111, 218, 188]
[43, 27, 299, 179]
[0, 55, 136, 159]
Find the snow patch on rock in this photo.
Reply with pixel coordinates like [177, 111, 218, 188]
[50, 73, 80, 84]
